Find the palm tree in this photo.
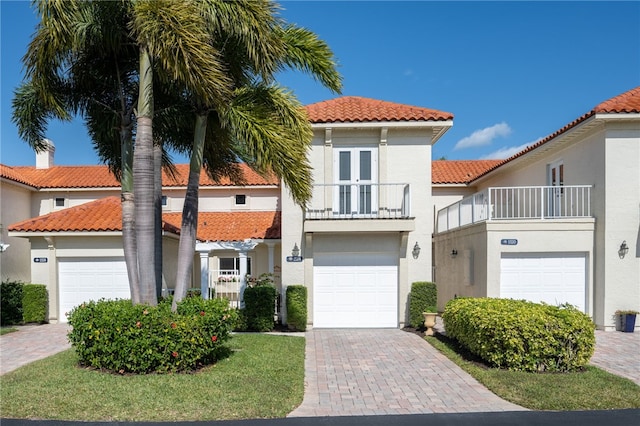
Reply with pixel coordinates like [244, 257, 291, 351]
[168, 5, 342, 308]
[12, 0, 146, 302]
[15, 0, 235, 305]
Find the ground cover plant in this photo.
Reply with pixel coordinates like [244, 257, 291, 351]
[426, 333, 640, 410]
[0, 333, 305, 421]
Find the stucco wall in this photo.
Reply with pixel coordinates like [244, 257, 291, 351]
[602, 124, 640, 330]
[0, 180, 32, 282]
[435, 220, 595, 314]
[281, 125, 435, 327]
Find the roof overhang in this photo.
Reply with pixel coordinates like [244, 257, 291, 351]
[471, 115, 603, 186]
[311, 120, 453, 144]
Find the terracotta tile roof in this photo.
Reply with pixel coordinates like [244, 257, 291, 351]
[163, 211, 281, 241]
[432, 160, 503, 184]
[0, 164, 38, 187]
[595, 86, 640, 113]
[165, 164, 278, 187]
[305, 96, 453, 123]
[9, 196, 280, 241]
[5, 163, 277, 189]
[472, 86, 640, 182]
[11, 165, 121, 188]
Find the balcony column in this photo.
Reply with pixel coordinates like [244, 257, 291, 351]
[199, 250, 210, 299]
[379, 127, 388, 217]
[324, 128, 333, 216]
[238, 251, 248, 308]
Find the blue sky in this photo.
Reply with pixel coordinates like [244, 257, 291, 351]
[1, 1, 639, 167]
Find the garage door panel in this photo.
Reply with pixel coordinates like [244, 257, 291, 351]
[59, 257, 130, 323]
[314, 254, 398, 328]
[500, 253, 586, 312]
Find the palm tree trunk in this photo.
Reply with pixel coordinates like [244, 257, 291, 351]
[120, 121, 140, 303]
[134, 46, 157, 306]
[154, 141, 163, 299]
[172, 113, 207, 311]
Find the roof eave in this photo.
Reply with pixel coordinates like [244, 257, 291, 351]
[311, 120, 453, 130]
[470, 115, 602, 186]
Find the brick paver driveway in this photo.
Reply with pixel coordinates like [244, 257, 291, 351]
[288, 329, 525, 417]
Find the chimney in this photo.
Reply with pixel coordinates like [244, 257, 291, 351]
[36, 139, 55, 169]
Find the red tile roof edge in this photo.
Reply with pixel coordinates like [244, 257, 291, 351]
[470, 86, 640, 183]
[305, 96, 453, 123]
[0, 164, 38, 187]
[9, 197, 281, 241]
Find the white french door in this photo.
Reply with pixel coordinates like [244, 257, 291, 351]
[334, 148, 378, 217]
[547, 160, 564, 217]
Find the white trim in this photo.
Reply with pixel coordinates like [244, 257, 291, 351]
[311, 121, 452, 129]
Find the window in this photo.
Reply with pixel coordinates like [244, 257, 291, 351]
[235, 194, 246, 205]
[219, 257, 252, 275]
[55, 197, 65, 207]
[333, 147, 378, 216]
[161, 195, 168, 206]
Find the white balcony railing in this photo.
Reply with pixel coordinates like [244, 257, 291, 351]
[208, 269, 241, 307]
[437, 185, 593, 233]
[305, 183, 411, 220]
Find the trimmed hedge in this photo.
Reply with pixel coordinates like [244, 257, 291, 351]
[67, 297, 237, 374]
[243, 285, 277, 332]
[442, 297, 595, 372]
[286, 285, 307, 331]
[1, 281, 24, 325]
[22, 284, 48, 323]
[409, 281, 437, 328]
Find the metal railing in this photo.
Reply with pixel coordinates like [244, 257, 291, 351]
[437, 185, 592, 233]
[305, 183, 411, 219]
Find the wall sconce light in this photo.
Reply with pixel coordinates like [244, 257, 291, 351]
[291, 243, 300, 257]
[451, 249, 458, 258]
[618, 241, 629, 259]
[412, 242, 421, 259]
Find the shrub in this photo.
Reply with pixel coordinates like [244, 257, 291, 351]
[22, 284, 48, 323]
[286, 285, 307, 331]
[243, 285, 277, 332]
[442, 297, 595, 372]
[67, 297, 237, 374]
[409, 281, 437, 328]
[1, 281, 24, 326]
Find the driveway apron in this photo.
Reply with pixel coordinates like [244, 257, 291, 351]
[288, 329, 525, 417]
[0, 324, 71, 375]
[590, 330, 640, 386]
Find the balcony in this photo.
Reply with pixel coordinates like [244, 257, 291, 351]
[437, 185, 593, 233]
[305, 183, 411, 219]
[304, 183, 413, 233]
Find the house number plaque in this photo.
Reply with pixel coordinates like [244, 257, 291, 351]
[33, 257, 48, 263]
[500, 239, 518, 246]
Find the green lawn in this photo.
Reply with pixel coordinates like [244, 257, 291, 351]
[0, 333, 305, 421]
[0, 327, 18, 336]
[426, 334, 640, 410]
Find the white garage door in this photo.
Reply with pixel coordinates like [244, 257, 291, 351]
[500, 253, 586, 312]
[59, 257, 131, 322]
[313, 253, 398, 328]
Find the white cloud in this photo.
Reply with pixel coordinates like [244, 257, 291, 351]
[454, 122, 512, 150]
[480, 137, 543, 160]
[403, 69, 414, 77]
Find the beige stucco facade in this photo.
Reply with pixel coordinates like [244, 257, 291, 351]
[0, 179, 33, 282]
[433, 114, 640, 330]
[282, 124, 448, 327]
